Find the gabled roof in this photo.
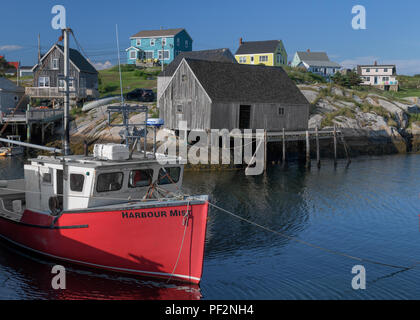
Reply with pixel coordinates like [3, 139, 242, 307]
[0, 77, 24, 92]
[235, 40, 283, 55]
[296, 51, 341, 68]
[131, 28, 186, 38]
[159, 48, 236, 77]
[32, 44, 97, 74]
[183, 58, 309, 104]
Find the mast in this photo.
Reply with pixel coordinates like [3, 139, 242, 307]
[63, 28, 71, 156]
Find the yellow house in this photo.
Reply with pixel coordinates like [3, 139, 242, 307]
[235, 39, 287, 67]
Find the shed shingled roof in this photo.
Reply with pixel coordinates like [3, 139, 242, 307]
[159, 48, 236, 77]
[183, 58, 309, 105]
[56, 45, 98, 74]
[235, 40, 282, 55]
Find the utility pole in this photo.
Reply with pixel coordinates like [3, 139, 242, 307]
[161, 38, 164, 72]
[38, 34, 41, 65]
[63, 28, 71, 156]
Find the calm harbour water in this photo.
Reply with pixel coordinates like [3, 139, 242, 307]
[0, 154, 419, 299]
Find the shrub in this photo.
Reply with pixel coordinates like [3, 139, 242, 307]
[99, 83, 118, 94]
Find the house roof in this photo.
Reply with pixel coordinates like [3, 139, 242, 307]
[131, 28, 186, 38]
[183, 58, 309, 104]
[235, 40, 283, 55]
[0, 77, 24, 92]
[159, 48, 237, 77]
[56, 45, 98, 74]
[296, 51, 341, 68]
[32, 44, 97, 74]
[358, 64, 396, 68]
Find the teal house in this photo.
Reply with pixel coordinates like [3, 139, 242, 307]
[126, 28, 192, 65]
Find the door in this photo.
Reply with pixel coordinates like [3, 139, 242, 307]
[239, 105, 251, 129]
[374, 76, 378, 85]
[250, 56, 254, 64]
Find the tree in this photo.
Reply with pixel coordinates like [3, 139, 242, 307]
[331, 71, 362, 88]
[0, 56, 11, 76]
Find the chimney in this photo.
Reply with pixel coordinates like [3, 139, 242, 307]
[374, 61, 377, 66]
[307, 49, 310, 53]
[239, 37, 243, 45]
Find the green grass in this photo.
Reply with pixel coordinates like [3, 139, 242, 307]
[408, 113, 420, 128]
[98, 65, 159, 97]
[321, 107, 357, 127]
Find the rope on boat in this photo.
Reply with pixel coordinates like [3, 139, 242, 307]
[205, 202, 420, 272]
[167, 199, 191, 283]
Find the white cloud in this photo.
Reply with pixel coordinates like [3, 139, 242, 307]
[93, 60, 113, 70]
[339, 56, 420, 75]
[0, 45, 23, 51]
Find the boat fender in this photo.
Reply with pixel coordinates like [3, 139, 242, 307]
[48, 196, 62, 216]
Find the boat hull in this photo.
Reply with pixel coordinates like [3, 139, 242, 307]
[0, 199, 209, 284]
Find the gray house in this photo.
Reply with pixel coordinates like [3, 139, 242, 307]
[157, 48, 236, 102]
[291, 50, 341, 79]
[159, 58, 309, 131]
[27, 44, 99, 105]
[0, 77, 25, 114]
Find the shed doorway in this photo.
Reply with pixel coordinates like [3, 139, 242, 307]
[239, 105, 251, 129]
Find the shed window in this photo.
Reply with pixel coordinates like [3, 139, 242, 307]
[38, 76, 50, 87]
[181, 74, 187, 82]
[176, 105, 183, 113]
[279, 107, 285, 116]
[129, 169, 153, 188]
[70, 174, 85, 192]
[97, 172, 123, 192]
[158, 167, 181, 185]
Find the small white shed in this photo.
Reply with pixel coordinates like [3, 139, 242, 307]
[0, 77, 25, 114]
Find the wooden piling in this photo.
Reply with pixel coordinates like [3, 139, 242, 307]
[305, 130, 310, 168]
[264, 130, 267, 172]
[282, 128, 286, 165]
[316, 126, 320, 168]
[333, 124, 337, 166]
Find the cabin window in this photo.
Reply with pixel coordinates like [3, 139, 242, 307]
[96, 172, 124, 192]
[136, 39, 141, 46]
[177, 38, 180, 46]
[42, 173, 52, 184]
[70, 174, 85, 192]
[384, 68, 388, 72]
[176, 105, 183, 113]
[181, 74, 187, 82]
[51, 58, 59, 70]
[162, 38, 167, 46]
[158, 167, 181, 185]
[130, 50, 137, 59]
[145, 51, 153, 59]
[129, 169, 153, 188]
[185, 40, 188, 48]
[150, 39, 155, 46]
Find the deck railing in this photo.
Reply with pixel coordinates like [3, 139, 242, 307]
[25, 87, 98, 99]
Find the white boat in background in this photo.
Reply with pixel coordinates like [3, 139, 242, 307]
[0, 135, 24, 156]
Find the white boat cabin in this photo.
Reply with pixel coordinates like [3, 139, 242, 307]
[24, 151, 183, 213]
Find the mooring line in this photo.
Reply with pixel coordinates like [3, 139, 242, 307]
[207, 202, 417, 271]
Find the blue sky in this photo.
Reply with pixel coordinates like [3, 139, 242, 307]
[1, 0, 420, 74]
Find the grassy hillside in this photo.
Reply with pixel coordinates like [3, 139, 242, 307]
[98, 64, 159, 97]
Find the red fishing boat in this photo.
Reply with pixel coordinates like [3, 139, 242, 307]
[0, 27, 209, 285]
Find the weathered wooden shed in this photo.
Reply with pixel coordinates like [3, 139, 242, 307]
[0, 77, 25, 114]
[159, 58, 310, 131]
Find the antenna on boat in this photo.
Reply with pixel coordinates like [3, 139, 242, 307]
[62, 28, 71, 156]
[115, 24, 125, 106]
[105, 24, 149, 158]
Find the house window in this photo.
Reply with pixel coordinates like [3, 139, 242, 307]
[162, 38, 167, 46]
[158, 167, 181, 185]
[185, 40, 188, 48]
[130, 50, 137, 59]
[259, 55, 268, 62]
[128, 169, 153, 188]
[136, 39, 141, 46]
[70, 174, 85, 192]
[150, 38, 155, 46]
[181, 74, 187, 82]
[279, 107, 285, 116]
[145, 51, 153, 59]
[383, 77, 389, 81]
[177, 38, 180, 46]
[176, 105, 183, 113]
[51, 58, 59, 70]
[38, 76, 50, 87]
[158, 50, 170, 60]
[384, 68, 388, 72]
[276, 55, 281, 64]
[239, 56, 246, 63]
[250, 56, 254, 63]
[96, 172, 124, 193]
[375, 69, 379, 72]
[58, 78, 74, 88]
[366, 68, 370, 72]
